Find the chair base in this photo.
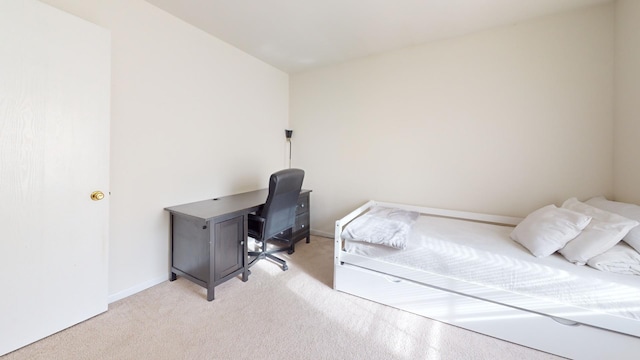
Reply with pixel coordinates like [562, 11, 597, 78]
[248, 251, 288, 271]
[248, 239, 290, 271]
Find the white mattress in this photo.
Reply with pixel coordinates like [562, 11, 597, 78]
[344, 214, 640, 321]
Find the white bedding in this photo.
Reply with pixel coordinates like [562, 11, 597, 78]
[344, 214, 640, 321]
[587, 242, 640, 276]
[340, 206, 418, 249]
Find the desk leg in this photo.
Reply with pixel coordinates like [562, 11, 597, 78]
[169, 215, 178, 282]
[242, 236, 251, 282]
[242, 215, 250, 281]
[288, 242, 295, 254]
[208, 218, 216, 302]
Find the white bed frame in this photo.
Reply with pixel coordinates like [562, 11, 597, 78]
[334, 200, 640, 360]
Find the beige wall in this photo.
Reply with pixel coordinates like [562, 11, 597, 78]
[42, 0, 289, 301]
[291, 4, 615, 235]
[614, 0, 640, 204]
[37, 0, 625, 301]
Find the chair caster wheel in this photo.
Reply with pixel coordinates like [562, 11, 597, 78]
[282, 265, 288, 271]
[287, 249, 294, 255]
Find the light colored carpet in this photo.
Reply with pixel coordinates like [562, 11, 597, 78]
[4, 236, 561, 360]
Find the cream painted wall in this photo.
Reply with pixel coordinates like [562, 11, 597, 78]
[41, 0, 289, 301]
[291, 4, 614, 234]
[614, 0, 640, 204]
[34, 0, 622, 302]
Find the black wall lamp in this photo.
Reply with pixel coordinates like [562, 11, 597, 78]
[285, 129, 293, 168]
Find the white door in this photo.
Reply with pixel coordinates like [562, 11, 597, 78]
[0, 0, 110, 355]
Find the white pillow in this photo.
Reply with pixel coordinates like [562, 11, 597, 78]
[587, 242, 640, 276]
[559, 198, 639, 265]
[341, 206, 419, 250]
[510, 205, 591, 257]
[586, 196, 640, 254]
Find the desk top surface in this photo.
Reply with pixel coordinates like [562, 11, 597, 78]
[165, 189, 310, 221]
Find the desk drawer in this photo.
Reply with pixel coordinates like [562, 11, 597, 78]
[296, 194, 309, 215]
[293, 212, 309, 234]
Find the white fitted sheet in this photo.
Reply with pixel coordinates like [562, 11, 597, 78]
[344, 214, 640, 321]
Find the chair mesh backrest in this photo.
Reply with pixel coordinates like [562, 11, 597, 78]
[260, 168, 305, 240]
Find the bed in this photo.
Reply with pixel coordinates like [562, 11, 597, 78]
[334, 200, 640, 360]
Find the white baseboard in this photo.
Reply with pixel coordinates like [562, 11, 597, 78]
[108, 275, 167, 304]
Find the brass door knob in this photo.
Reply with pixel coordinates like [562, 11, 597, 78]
[90, 191, 105, 201]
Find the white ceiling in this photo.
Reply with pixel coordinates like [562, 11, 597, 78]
[145, 0, 610, 73]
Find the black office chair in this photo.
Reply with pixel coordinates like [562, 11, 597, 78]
[247, 168, 305, 271]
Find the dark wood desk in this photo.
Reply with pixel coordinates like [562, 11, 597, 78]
[165, 189, 311, 301]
